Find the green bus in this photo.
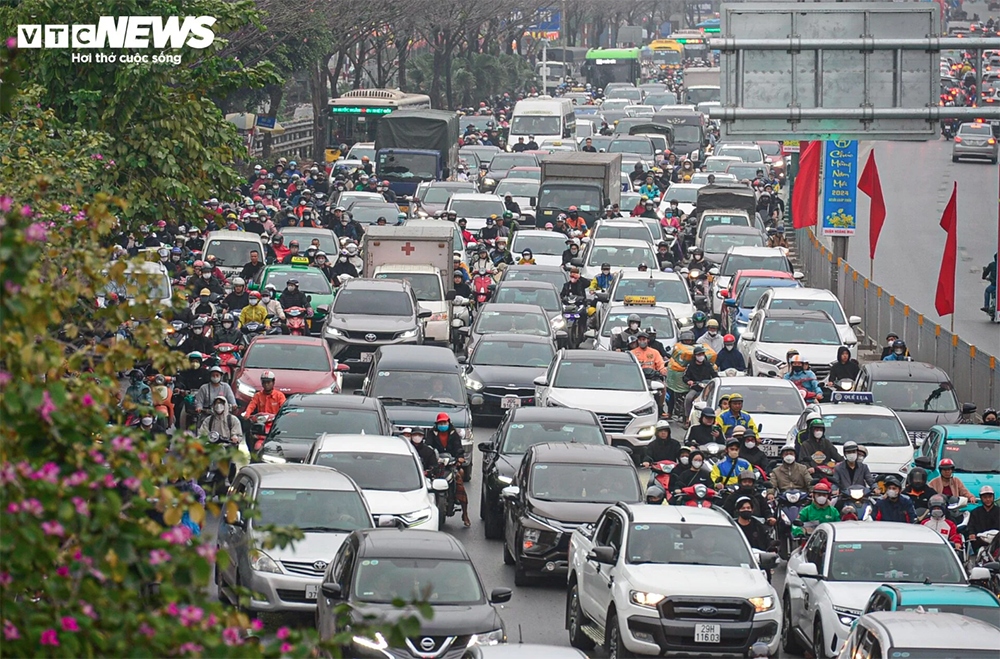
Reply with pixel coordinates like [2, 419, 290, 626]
[583, 48, 642, 90]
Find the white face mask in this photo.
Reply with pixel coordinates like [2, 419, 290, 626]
[783, 454, 796, 464]
[707, 330, 717, 336]
[339, 256, 348, 262]
[411, 436, 423, 445]
[744, 441, 756, 450]
[857, 455, 866, 464]
[930, 509, 944, 519]
[213, 403, 225, 414]
[887, 488, 899, 499]
[141, 417, 153, 426]
[251, 299, 259, 306]
[210, 375, 222, 384]
[262, 296, 271, 303]
[222, 322, 233, 330]
[695, 355, 705, 363]
[814, 495, 828, 506]
[812, 429, 824, 439]
[691, 459, 704, 469]
[845, 452, 857, 463]
[202, 272, 211, 279]
[679, 456, 690, 466]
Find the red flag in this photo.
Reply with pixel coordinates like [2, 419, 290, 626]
[934, 182, 958, 317]
[792, 140, 821, 230]
[858, 151, 886, 260]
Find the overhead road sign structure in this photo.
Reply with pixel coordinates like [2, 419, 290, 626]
[711, 2, 1000, 140]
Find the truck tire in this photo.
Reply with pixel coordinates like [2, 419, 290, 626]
[606, 611, 634, 658]
[566, 582, 596, 651]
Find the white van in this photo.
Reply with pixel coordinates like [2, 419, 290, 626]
[202, 230, 265, 279]
[508, 98, 576, 147]
[101, 260, 174, 308]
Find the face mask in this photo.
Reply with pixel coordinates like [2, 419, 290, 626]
[887, 488, 900, 499]
[570, 276, 580, 283]
[192, 328, 203, 335]
[171, 255, 180, 262]
[857, 455, 866, 464]
[845, 452, 857, 463]
[251, 299, 259, 306]
[638, 341, 648, 348]
[288, 285, 297, 291]
[202, 272, 211, 279]
[339, 257, 347, 263]
[745, 441, 756, 450]
[814, 495, 828, 506]
[695, 355, 705, 363]
[210, 375, 221, 384]
[411, 436, 423, 445]
[436, 424, 448, 432]
[931, 509, 944, 519]
[141, 417, 153, 426]
[724, 344, 735, 350]
[738, 510, 753, 520]
[707, 330, 717, 336]
[691, 459, 704, 469]
[783, 454, 796, 464]
[792, 365, 803, 373]
[341, 218, 349, 225]
[812, 429, 824, 439]
[262, 296, 271, 303]
[213, 403, 225, 414]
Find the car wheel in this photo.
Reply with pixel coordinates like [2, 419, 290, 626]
[484, 499, 503, 540]
[503, 537, 515, 565]
[781, 592, 805, 656]
[513, 552, 531, 587]
[566, 582, 596, 651]
[479, 488, 486, 520]
[606, 611, 634, 658]
[813, 617, 827, 659]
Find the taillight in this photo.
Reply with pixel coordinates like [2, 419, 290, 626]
[989, 138, 997, 145]
[954, 137, 962, 142]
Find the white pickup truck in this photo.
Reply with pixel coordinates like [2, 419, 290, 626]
[566, 502, 781, 657]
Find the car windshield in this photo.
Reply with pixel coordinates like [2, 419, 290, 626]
[334, 289, 413, 316]
[553, 359, 646, 391]
[511, 233, 567, 256]
[816, 413, 913, 447]
[500, 422, 605, 453]
[685, 88, 719, 104]
[493, 286, 560, 312]
[870, 380, 959, 413]
[587, 245, 657, 268]
[347, 145, 375, 160]
[608, 88, 642, 102]
[243, 342, 331, 371]
[313, 452, 422, 491]
[613, 278, 689, 305]
[727, 164, 765, 180]
[626, 523, 754, 566]
[760, 318, 841, 345]
[601, 312, 677, 339]
[758, 142, 782, 156]
[379, 152, 438, 180]
[893, 604, 1000, 628]
[608, 139, 655, 156]
[594, 224, 654, 242]
[448, 199, 506, 218]
[351, 205, 399, 225]
[722, 255, 790, 276]
[587, 136, 615, 151]
[270, 407, 383, 441]
[371, 372, 465, 405]
[718, 385, 805, 415]
[828, 541, 964, 583]
[502, 268, 566, 289]
[664, 186, 700, 202]
[354, 558, 483, 604]
[475, 310, 550, 337]
[717, 146, 762, 162]
[490, 154, 537, 170]
[737, 281, 794, 307]
[256, 488, 369, 532]
[701, 215, 751, 234]
[530, 463, 640, 502]
[508, 168, 540, 181]
[942, 439, 1000, 474]
[705, 158, 739, 172]
[105, 272, 171, 301]
[496, 181, 538, 198]
[672, 125, 702, 144]
[769, 297, 845, 324]
[703, 232, 763, 254]
[539, 185, 602, 212]
[418, 187, 460, 204]
[373, 273, 441, 302]
[203, 239, 260, 267]
[511, 115, 561, 136]
[266, 270, 333, 296]
[472, 339, 554, 368]
[645, 93, 677, 106]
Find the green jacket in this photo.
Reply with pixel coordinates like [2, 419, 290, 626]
[793, 503, 841, 536]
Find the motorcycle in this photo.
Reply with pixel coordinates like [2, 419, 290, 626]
[200, 431, 235, 498]
[821, 377, 855, 401]
[642, 367, 668, 416]
[837, 486, 875, 521]
[562, 294, 586, 348]
[214, 343, 241, 382]
[471, 272, 495, 309]
[972, 529, 1000, 595]
[165, 320, 189, 350]
[700, 441, 726, 470]
[284, 307, 308, 336]
[647, 460, 677, 498]
[672, 483, 719, 507]
[428, 452, 460, 527]
[241, 321, 267, 343]
[450, 296, 472, 353]
[776, 489, 810, 560]
[248, 412, 275, 452]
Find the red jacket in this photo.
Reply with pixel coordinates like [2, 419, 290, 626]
[921, 516, 963, 547]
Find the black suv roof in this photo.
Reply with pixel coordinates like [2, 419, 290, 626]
[527, 442, 633, 466]
[357, 529, 468, 560]
[507, 407, 603, 425]
[862, 361, 950, 383]
[374, 345, 461, 372]
[283, 393, 383, 409]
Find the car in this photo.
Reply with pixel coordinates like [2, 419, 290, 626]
[459, 144, 502, 167]
[316, 529, 512, 654]
[567, 503, 781, 657]
[233, 335, 349, 407]
[508, 229, 567, 267]
[202, 230, 266, 279]
[624, 104, 656, 117]
[478, 407, 609, 539]
[490, 280, 567, 335]
[461, 302, 558, 357]
[305, 434, 441, 530]
[372, 263, 451, 344]
[600, 98, 631, 111]
[501, 443, 642, 585]
[603, 269, 698, 329]
[711, 246, 795, 315]
[278, 227, 340, 257]
[854, 361, 977, 446]
[494, 178, 539, 225]
[643, 91, 678, 107]
[758, 140, 787, 181]
[256, 393, 391, 463]
[720, 275, 802, 336]
[703, 155, 742, 173]
[480, 153, 540, 192]
[100, 260, 173, 308]
[409, 180, 477, 219]
[576, 238, 658, 279]
[862, 583, 1000, 628]
[534, 349, 663, 449]
[349, 202, 402, 226]
[952, 121, 998, 163]
[752, 287, 861, 352]
[506, 165, 541, 183]
[715, 143, 765, 163]
[608, 135, 657, 158]
[497, 263, 568, 290]
[739, 308, 843, 381]
[321, 277, 430, 370]
[216, 464, 374, 614]
[912, 425, 1000, 503]
[689, 171, 739, 186]
[657, 182, 702, 216]
[346, 142, 375, 161]
[336, 190, 384, 210]
[588, 301, 679, 353]
[462, 333, 556, 420]
[589, 218, 657, 245]
[249, 263, 335, 333]
[789, 395, 912, 480]
[361, 345, 478, 478]
[726, 162, 771, 182]
[444, 192, 508, 232]
[784, 521, 986, 658]
[699, 225, 766, 266]
[464, 646, 588, 658]
[689, 377, 808, 456]
[837, 611, 1000, 659]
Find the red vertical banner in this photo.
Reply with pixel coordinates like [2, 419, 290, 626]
[858, 150, 887, 260]
[934, 182, 958, 317]
[792, 140, 821, 230]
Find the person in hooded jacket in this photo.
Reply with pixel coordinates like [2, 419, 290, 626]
[278, 278, 311, 311]
[427, 412, 469, 526]
[670, 448, 714, 495]
[331, 250, 360, 283]
[795, 417, 842, 470]
[736, 427, 771, 473]
[828, 345, 860, 385]
[902, 467, 938, 512]
[873, 475, 918, 523]
[198, 396, 245, 453]
[686, 406, 723, 447]
[722, 470, 771, 519]
[831, 441, 876, 492]
[641, 421, 682, 466]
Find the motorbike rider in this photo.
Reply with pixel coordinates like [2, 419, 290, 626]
[928, 458, 977, 503]
[968, 486, 999, 550]
[982, 252, 996, 313]
[611, 313, 642, 352]
[192, 265, 225, 297]
[879, 332, 909, 360]
[452, 270, 473, 300]
[722, 470, 770, 518]
[214, 313, 243, 347]
[641, 420, 682, 466]
[239, 250, 264, 282]
[983, 407, 999, 426]
[332, 211, 365, 242]
[278, 278, 311, 313]
[561, 238, 582, 266]
[260, 285, 286, 322]
[922, 494, 964, 550]
[686, 406, 723, 447]
[776, 348, 800, 378]
[405, 428, 439, 473]
[428, 413, 469, 526]
[471, 246, 495, 278]
[198, 395, 245, 450]
[632, 331, 667, 415]
[828, 346, 860, 385]
[711, 437, 753, 487]
[311, 251, 337, 283]
[831, 440, 876, 493]
[682, 345, 717, 419]
[655, 241, 675, 270]
[175, 352, 209, 426]
[516, 249, 535, 265]
[690, 311, 709, 340]
[123, 369, 153, 409]
[242, 371, 286, 419]
[795, 415, 842, 470]
[331, 250, 360, 283]
[784, 356, 823, 401]
[491, 236, 514, 266]
[589, 263, 614, 292]
[873, 475, 918, 523]
[639, 200, 659, 220]
[794, 481, 841, 534]
[738, 429, 771, 473]
[715, 334, 746, 372]
[194, 366, 236, 416]
[697, 319, 724, 353]
[645, 485, 666, 505]
[560, 267, 590, 301]
[671, 448, 713, 495]
[882, 339, 910, 361]
[770, 443, 812, 492]
[643, 326, 669, 360]
[223, 277, 250, 312]
[902, 466, 938, 512]
[734, 496, 772, 551]
[718, 392, 759, 438]
[137, 412, 168, 436]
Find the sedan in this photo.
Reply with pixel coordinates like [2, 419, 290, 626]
[588, 303, 678, 352]
[480, 153, 539, 191]
[490, 280, 567, 335]
[460, 303, 557, 356]
[576, 238, 658, 279]
[952, 122, 998, 163]
[233, 336, 349, 407]
[462, 333, 556, 420]
[738, 309, 844, 379]
[711, 246, 795, 315]
[699, 225, 767, 265]
[349, 202, 401, 225]
[497, 264, 568, 290]
[494, 178, 539, 225]
[751, 287, 861, 353]
[445, 193, 508, 232]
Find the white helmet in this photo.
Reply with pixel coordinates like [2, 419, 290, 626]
[232, 277, 246, 287]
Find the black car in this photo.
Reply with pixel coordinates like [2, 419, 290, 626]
[317, 529, 511, 658]
[490, 280, 566, 332]
[256, 394, 391, 463]
[502, 443, 642, 586]
[497, 264, 568, 291]
[458, 302, 556, 358]
[478, 407, 610, 540]
[461, 333, 555, 420]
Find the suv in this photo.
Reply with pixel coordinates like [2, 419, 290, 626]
[501, 443, 642, 586]
[321, 278, 431, 371]
[567, 504, 780, 657]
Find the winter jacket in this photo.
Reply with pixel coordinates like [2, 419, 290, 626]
[198, 401, 244, 443]
[715, 348, 747, 372]
[828, 346, 860, 382]
[922, 516, 963, 546]
[968, 503, 1000, 537]
[795, 430, 843, 465]
[927, 475, 975, 501]
[784, 368, 823, 396]
[770, 462, 811, 492]
[711, 456, 753, 487]
[832, 460, 875, 492]
[874, 494, 918, 523]
[194, 382, 236, 411]
[697, 331, 724, 354]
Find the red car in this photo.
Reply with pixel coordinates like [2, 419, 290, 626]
[232, 335, 349, 407]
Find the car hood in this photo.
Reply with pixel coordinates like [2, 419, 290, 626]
[352, 601, 501, 637]
[529, 498, 620, 525]
[823, 581, 882, 613]
[629, 564, 773, 599]
[857, 445, 914, 476]
[547, 388, 652, 413]
[534, 254, 563, 267]
[659, 302, 697, 322]
[257, 530, 350, 565]
[748, 412, 800, 439]
[472, 365, 547, 388]
[755, 342, 840, 366]
[892, 410, 961, 433]
[380, 405, 471, 430]
[326, 315, 415, 332]
[238, 368, 334, 395]
[361, 488, 432, 516]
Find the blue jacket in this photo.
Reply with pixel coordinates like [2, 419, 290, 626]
[593, 272, 614, 290]
[715, 347, 746, 372]
[784, 368, 822, 395]
[882, 353, 909, 361]
[874, 494, 917, 523]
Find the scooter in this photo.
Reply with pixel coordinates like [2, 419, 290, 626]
[562, 294, 586, 348]
[471, 272, 495, 309]
[200, 432, 235, 499]
[672, 483, 719, 507]
[776, 489, 810, 560]
[429, 452, 460, 528]
[838, 486, 875, 521]
[284, 307, 308, 336]
[450, 296, 472, 352]
[214, 343, 241, 382]
[646, 460, 677, 498]
[165, 320, 189, 350]
[242, 321, 267, 343]
[248, 413, 275, 452]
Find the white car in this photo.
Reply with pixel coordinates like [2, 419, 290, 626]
[703, 155, 742, 173]
[445, 192, 507, 232]
[494, 177, 539, 225]
[600, 98, 630, 111]
[577, 238, 658, 280]
[588, 302, 678, 353]
[305, 434, 443, 530]
[657, 182, 702, 216]
[711, 246, 796, 316]
[534, 349, 662, 449]
[783, 522, 984, 659]
[715, 143, 765, 163]
[605, 269, 698, 329]
[509, 229, 568, 267]
[752, 287, 860, 354]
[590, 218, 658, 246]
[738, 308, 843, 380]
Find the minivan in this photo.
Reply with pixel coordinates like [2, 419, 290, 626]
[509, 98, 576, 146]
[202, 230, 265, 279]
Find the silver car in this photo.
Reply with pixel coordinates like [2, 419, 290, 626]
[952, 122, 998, 164]
[216, 464, 374, 614]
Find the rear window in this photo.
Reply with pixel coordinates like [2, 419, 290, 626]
[204, 238, 260, 268]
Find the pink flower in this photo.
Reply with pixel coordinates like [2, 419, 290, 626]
[166, 602, 180, 616]
[148, 549, 171, 566]
[78, 601, 97, 620]
[60, 617, 79, 632]
[137, 622, 155, 638]
[0, 196, 11, 213]
[32, 463, 59, 484]
[4, 281, 20, 295]
[81, 393, 94, 407]
[0, 572, 11, 586]
[40, 628, 59, 646]
[0, 463, 14, 485]
[0, 371, 10, 388]
[63, 470, 89, 487]
[276, 626, 291, 640]
[21, 499, 43, 516]
[3, 620, 19, 640]
[56, 566, 70, 578]
[60, 205, 72, 212]
[110, 435, 132, 451]
[72, 497, 89, 516]
[205, 613, 217, 628]
[281, 642, 293, 654]
[250, 619, 263, 632]
[25, 222, 47, 242]
[20, 205, 32, 218]
[101, 473, 117, 489]
[160, 525, 192, 545]
[178, 605, 203, 627]
[41, 521, 64, 537]
[177, 642, 203, 655]
[88, 449, 106, 465]
[37, 391, 57, 424]
[94, 154, 103, 160]
[221, 626, 244, 646]
[196, 544, 217, 562]
[123, 477, 140, 491]
[6, 502, 20, 514]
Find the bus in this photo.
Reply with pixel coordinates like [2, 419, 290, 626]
[582, 48, 642, 90]
[648, 39, 684, 72]
[327, 89, 431, 160]
[671, 30, 710, 62]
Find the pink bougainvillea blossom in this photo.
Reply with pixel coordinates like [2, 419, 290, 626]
[80, 393, 94, 407]
[0, 196, 12, 213]
[221, 626, 244, 646]
[56, 566, 70, 578]
[148, 549, 171, 566]
[177, 642, 203, 655]
[37, 391, 57, 424]
[276, 626, 291, 640]
[25, 222, 48, 242]
[60, 617, 79, 632]
[160, 525, 193, 545]
[196, 544, 217, 562]
[137, 622, 155, 638]
[110, 435, 132, 452]
[178, 605, 204, 627]
[21, 498, 43, 516]
[3, 619, 19, 640]
[41, 520, 65, 537]
[40, 629, 59, 646]
[281, 642, 293, 654]
[72, 497, 89, 516]
[31, 462, 59, 483]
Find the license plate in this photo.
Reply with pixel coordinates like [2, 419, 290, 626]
[304, 583, 318, 600]
[694, 623, 720, 643]
[761, 439, 782, 457]
[501, 396, 521, 409]
[360, 352, 373, 362]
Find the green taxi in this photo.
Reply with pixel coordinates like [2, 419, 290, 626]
[249, 260, 336, 334]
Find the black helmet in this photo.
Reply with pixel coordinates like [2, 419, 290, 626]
[644, 326, 657, 337]
[601, 262, 612, 269]
[691, 247, 704, 257]
[679, 330, 695, 344]
[192, 318, 207, 329]
[892, 339, 906, 351]
[907, 466, 927, 487]
[692, 344, 706, 355]
[645, 485, 666, 505]
[627, 313, 641, 325]
[883, 474, 903, 489]
[636, 330, 649, 339]
[927, 493, 947, 510]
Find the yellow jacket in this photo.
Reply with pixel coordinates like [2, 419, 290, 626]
[239, 303, 269, 327]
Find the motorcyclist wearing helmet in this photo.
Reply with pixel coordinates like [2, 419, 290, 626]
[686, 406, 722, 447]
[641, 420, 682, 466]
[184, 316, 216, 355]
[722, 470, 770, 520]
[784, 356, 823, 400]
[928, 458, 976, 503]
[879, 332, 904, 360]
[922, 494, 964, 549]
[516, 248, 535, 266]
[828, 345, 860, 385]
[611, 313, 643, 352]
[428, 412, 470, 526]
[983, 407, 999, 426]
[223, 277, 250, 312]
[697, 318, 724, 353]
[589, 263, 614, 291]
[560, 267, 591, 302]
[682, 344, 718, 418]
[191, 263, 225, 297]
[794, 481, 840, 534]
[260, 284, 285, 322]
[734, 496, 772, 551]
[738, 429, 771, 473]
[214, 313, 243, 347]
[770, 443, 811, 492]
[239, 290, 268, 328]
[198, 395, 244, 449]
[565, 206, 587, 232]
[690, 310, 709, 340]
[902, 467, 938, 511]
[795, 415, 842, 470]
[278, 278, 311, 312]
[671, 448, 713, 493]
[631, 331, 667, 375]
[655, 241, 675, 270]
[688, 247, 707, 269]
[873, 475, 918, 523]
[243, 371, 286, 418]
[968, 485, 998, 550]
[718, 392, 759, 438]
[831, 440, 876, 493]
[640, 200, 659, 220]
[882, 339, 911, 361]
[194, 365, 236, 415]
[123, 369, 153, 409]
[645, 485, 666, 505]
[715, 333, 746, 372]
[452, 270, 473, 300]
[710, 436, 752, 487]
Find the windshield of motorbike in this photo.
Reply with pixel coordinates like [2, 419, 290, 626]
[626, 523, 754, 566]
[593, 224, 654, 242]
[493, 286, 560, 312]
[613, 278, 689, 305]
[244, 342, 332, 371]
[586, 245, 657, 269]
[472, 339, 554, 368]
[601, 312, 677, 339]
[760, 318, 840, 345]
[495, 180, 539, 198]
[203, 239, 261, 267]
[474, 310, 551, 337]
[374, 272, 442, 302]
[722, 254, 790, 276]
[256, 488, 370, 531]
[703, 231, 764, 254]
[270, 407, 383, 440]
[265, 270, 333, 296]
[530, 463, 640, 502]
[313, 452, 422, 491]
[817, 414, 911, 447]
[717, 384, 805, 415]
[378, 152, 438, 180]
[447, 198, 506, 218]
[827, 541, 964, 583]
[510, 232, 567, 256]
[371, 372, 465, 405]
[941, 439, 1000, 474]
[608, 138, 656, 156]
[510, 115, 561, 136]
[354, 558, 483, 604]
[553, 359, 646, 391]
[500, 422, 605, 453]
[768, 297, 846, 324]
[870, 380, 959, 413]
[333, 289, 413, 316]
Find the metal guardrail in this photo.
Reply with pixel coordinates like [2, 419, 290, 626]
[250, 117, 314, 160]
[795, 227, 999, 414]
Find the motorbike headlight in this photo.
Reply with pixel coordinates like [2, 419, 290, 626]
[467, 629, 505, 647]
[352, 633, 389, 651]
[237, 381, 256, 397]
[429, 312, 448, 322]
[398, 328, 419, 340]
[324, 326, 344, 338]
[417, 210, 429, 218]
[550, 316, 567, 331]
[630, 590, 666, 608]
[249, 550, 282, 574]
[754, 350, 783, 366]
[749, 596, 774, 613]
[464, 373, 485, 391]
[633, 403, 656, 417]
[400, 508, 435, 527]
[483, 177, 496, 187]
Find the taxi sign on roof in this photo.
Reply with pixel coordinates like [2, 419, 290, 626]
[829, 391, 873, 405]
[624, 295, 656, 306]
[289, 256, 310, 265]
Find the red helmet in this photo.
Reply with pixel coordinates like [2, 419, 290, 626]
[939, 458, 955, 468]
[249, 291, 262, 300]
[435, 412, 450, 423]
[813, 481, 832, 494]
[568, 205, 578, 212]
[723, 334, 736, 343]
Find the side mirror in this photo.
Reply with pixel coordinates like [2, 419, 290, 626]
[445, 290, 457, 301]
[962, 402, 977, 415]
[555, 330, 568, 340]
[321, 582, 343, 599]
[570, 257, 584, 267]
[724, 298, 738, 307]
[741, 332, 755, 342]
[587, 546, 616, 565]
[500, 485, 520, 500]
[694, 295, 707, 305]
[458, 326, 472, 335]
[490, 587, 513, 604]
[708, 267, 719, 276]
[418, 308, 432, 320]
[336, 363, 351, 372]
[477, 441, 495, 454]
[533, 376, 548, 387]
[795, 562, 820, 578]
[792, 270, 804, 280]
[529, 197, 537, 207]
[584, 329, 597, 339]
[317, 305, 329, 315]
[968, 566, 992, 582]
[649, 381, 665, 392]
[693, 401, 706, 412]
[456, 355, 468, 364]
[353, 390, 366, 396]
[757, 551, 779, 571]
[470, 394, 484, 406]
[848, 315, 862, 326]
[914, 455, 934, 469]
[594, 291, 609, 303]
[431, 478, 449, 492]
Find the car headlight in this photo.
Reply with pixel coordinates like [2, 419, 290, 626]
[633, 403, 656, 417]
[324, 326, 344, 338]
[260, 452, 286, 464]
[467, 629, 505, 647]
[464, 373, 485, 391]
[314, 384, 337, 394]
[352, 632, 389, 651]
[400, 508, 435, 526]
[550, 316, 567, 331]
[416, 210, 429, 218]
[483, 177, 496, 186]
[249, 550, 282, 574]
[754, 350, 783, 366]
[630, 590, 665, 608]
[398, 328, 419, 340]
[497, 474, 513, 485]
[429, 312, 448, 322]
[522, 528, 541, 550]
[833, 605, 862, 626]
[237, 380, 256, 397]
[455, 427, 468, 439]
[749, 596, 774, 613]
